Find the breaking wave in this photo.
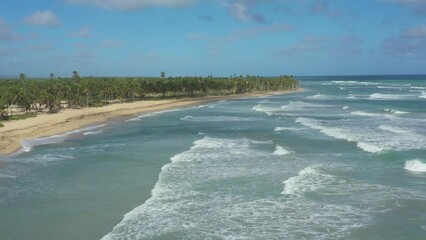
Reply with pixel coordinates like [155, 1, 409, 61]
[125, 109, 183, 122]
[181, 115, 262, 122]
[404, 159, 426, 173]
[282, 166, 335, 195]
[274, 126, 304, 132]
[295, 117, 426, 153]
[20, 124, 106, 153]
[369, 93, 414, 100]
[273, 145, 293, 155]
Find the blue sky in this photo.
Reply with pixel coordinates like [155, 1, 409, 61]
[1, 0, 426, 77]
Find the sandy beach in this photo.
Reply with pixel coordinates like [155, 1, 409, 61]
[0, 91, 293, 155]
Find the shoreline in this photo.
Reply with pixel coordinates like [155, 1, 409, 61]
[0, 90, 298, 155]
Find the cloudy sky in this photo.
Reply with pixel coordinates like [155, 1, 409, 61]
[0, 0, 425, 77]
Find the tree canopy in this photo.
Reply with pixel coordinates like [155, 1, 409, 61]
[0, 74, 299, 119]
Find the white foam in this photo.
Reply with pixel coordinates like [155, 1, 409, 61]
[379, 125, 411, 134]
[383, 109, 409, 115]
[0, 173, 16, 179]
[282, 166, 335, 195]
[332, 81, 380, 86]
[420, 92, 426, 99]
[343, 106, 349, 110]
[102, 137, 283, 239]
[307, 94, 329, 99]
[103, 135, 424, 240]
[369, 93, 413, 100]
[20, 124, 106, 152]
[377, 86, 402, 90]
[331, 80, 358, 85]
[393, 110, 409, 114]
[358, 81, 380, 86]
[273, 145, 292, 155]
[280, 101, 332, 111]
[404, 159, 426, 172]
[83, 130, 103, 135]
[411, 86, 426, 90]
[190, 105, 209, 109]
[295, 118, 370, 152]
[258, 99, 271, 103]
[350, 111, 383, 117]
[356, 142, 385, 153]
[125, 109, 182, 122]
[12, 154, 75, 164]
[274, 127, 304, 132]
[252, 104, 280, 116]
[296, 118, 346, 139]
[295, 117, 426, 153]
[181, 115, 262, 122]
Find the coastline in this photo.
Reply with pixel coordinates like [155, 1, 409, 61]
[0, 90, 298, 155]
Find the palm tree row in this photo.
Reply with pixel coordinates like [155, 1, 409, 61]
[0, 73, 299, 119]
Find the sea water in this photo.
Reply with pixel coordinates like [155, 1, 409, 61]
[0, 75, 425, 239]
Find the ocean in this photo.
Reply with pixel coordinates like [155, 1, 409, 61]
[0, 75, 425, 240]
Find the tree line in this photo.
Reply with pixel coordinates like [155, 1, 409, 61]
[0, 72, 299, 119]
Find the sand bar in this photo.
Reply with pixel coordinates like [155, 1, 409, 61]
[0, 91, 296, 155]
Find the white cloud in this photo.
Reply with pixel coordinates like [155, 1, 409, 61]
[23, 10, 60, 27]
[228, 1, 265, 23]
[403, 24, 426, 38]
[280, 36, 328, 55]
[70, 26, 91, 38]
[310, 0, 341, 18]
[66, 0, 194, 10]
[382, 24, 426, 58]
[145, 52, 157, 60]
[0, 19, 23, 42]
[230, 1, 250, 21]
[382, 0, 426, 15]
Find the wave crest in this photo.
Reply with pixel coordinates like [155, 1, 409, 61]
[404, 159, 426, 173]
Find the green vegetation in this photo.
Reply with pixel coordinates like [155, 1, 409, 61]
[8, 114, 37, 121]
[0, 122, 3, 128]
[0, 73, 299, 119]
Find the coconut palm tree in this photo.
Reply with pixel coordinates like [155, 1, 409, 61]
[19, 73, 26, 81]
[72, 70, 81, 83]
[0, 98, 6, 120]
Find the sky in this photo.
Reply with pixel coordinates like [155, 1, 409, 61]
[0, 0, 426, 77]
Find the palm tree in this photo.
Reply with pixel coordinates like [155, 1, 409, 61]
[50, 73, 55, 80]
[161, 71, 166, 79]
[0, 97, 6, 120]
[79, 79, 91, 107]
[19, 73, 26, 81]
[72, 70, 81, 83]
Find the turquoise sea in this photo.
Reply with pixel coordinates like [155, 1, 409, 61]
[1, 75, 425, 239]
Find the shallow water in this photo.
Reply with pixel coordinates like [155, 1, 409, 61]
[1, 75, 426, 239]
